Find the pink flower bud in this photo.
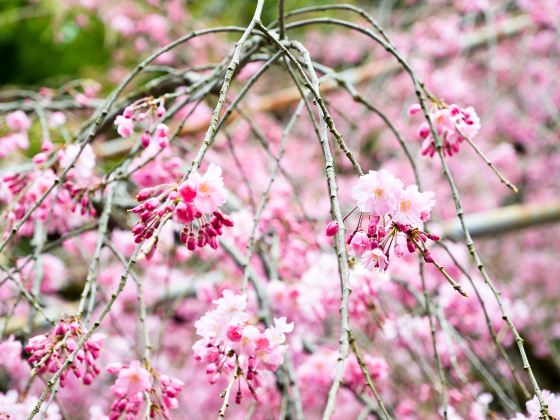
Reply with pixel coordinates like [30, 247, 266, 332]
[178, 182, 197, 202]
[123, 106, 134, 118]
[144, 197, 160, 211]
[107, 363, 123, 374]
[325, 221, 339, 237]
[427, 232, 440, 241]
[141, 132, 151, 147]
[155, 123, 169, 138]
[408, 104, 421, 116]
[226, 325, 243, 342]
[136, 187, 154, 201]
[32, 152, 48, 164]
[157, 103, 166, 117]
[41, 140, 54, 152]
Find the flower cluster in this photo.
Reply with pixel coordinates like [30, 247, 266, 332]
[192, 290, 293, 403]
[131, 163, 232, 253]
[329, 169, 438, 272]
[1, 110, 31, 158]
[409, 103, 480, 157]
[114, 97, 170, 148]
[25, 317, 103, 387]
[107, 360, 184, 420]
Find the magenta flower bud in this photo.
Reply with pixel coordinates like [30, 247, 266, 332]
[408, 104, 421, 116]
[235, 390, 242, 404]
[407, 240, 416, 253]
[32, 152, 48, 164]
[206, 363, 217, 375]
[80, 195, 89, 207]
[423, 250, 434, 263]
[136, 187, 154, 202]
[187, 235, 196, 251]
[123, 106, 134, 118]
[83, 372, 93, 385]
[144, 197, 159, 211]
[427, 232, 440, 241]
[156, 123, 169, 138]
[418, 123, 430, 139]
[206, 237, 218, 249]
[41, 140, 54, 152]
[178, 182, 197, 202]
[395, 222, 408, 232]
[367, 217, 380, 235]
[226, 325, 243, 342]
[157, 103, 166, 117]
[325, 221, 339, 237]
[141, 132, 151, 148]
[54, 323, 67, 336]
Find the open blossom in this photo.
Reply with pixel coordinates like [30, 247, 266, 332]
[187, 163, 227, 213]
[111, 360, 152, 396]
[114, 97, 169, 148]
[361, 248, 389, 271]
[351, 169, 403, 214]
[392, 185, 435, 227]
[348, 231, 370, 256]
[410, 103, 480, 157]
[25, 317, 103, 387]
[130, 163, 233, 253]
[107, 361, 184, 419]
[193, 290, 293, 403]
[115, 115, 134, 137]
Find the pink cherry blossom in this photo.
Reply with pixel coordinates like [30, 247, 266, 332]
[111, 360, 152, 396]
[348, 231, 370, 256]
[114, 115, 134, 137]
[392, 185, 435, 227]
[351, 169, 403, 214]
[361, 248, 389, 271]
[189, 163, 227, 214]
